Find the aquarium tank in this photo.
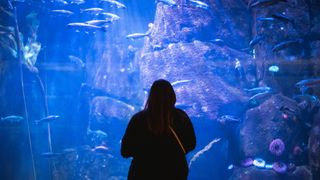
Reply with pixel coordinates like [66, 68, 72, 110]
[0, 0, 319, 179]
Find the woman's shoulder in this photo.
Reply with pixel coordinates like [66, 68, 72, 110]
[174, 108, 190, 119]
[130, 110, 148, 122]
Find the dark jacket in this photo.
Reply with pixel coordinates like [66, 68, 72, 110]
[121, 108, 196, 180]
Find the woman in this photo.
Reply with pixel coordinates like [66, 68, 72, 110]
[121, 79, 196, 180]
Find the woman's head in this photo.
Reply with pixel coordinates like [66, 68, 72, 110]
[145, 79, 176, 109]
[145, 79, 176, 135]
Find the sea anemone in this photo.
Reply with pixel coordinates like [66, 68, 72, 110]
[241, 158, 253, 167]
[293, 145, 303, 156]
[269, 138, 285, 156]
[272, 162, 287, 174]
[253, 158, 266, 168]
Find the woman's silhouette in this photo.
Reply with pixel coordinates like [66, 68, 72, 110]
[121, 79, 196, 180]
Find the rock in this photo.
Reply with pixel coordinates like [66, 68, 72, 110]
[90, 96, 136, 122]
[288, 166, 313, 180]
[251, 0, 310, 60]
[229, 166, 280, 180]
[139, 41, 248, 120]
[146, 0, 251, 51]
[229, 165, 312, 180]
[308, 125, 320, 178]
[239, 94, 303, 162]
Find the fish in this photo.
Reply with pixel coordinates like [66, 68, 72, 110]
[248, 91, 272, 106]
[67, 22, 107, 32]
[87, 129, 108, 138]
[81, 8, 105, 15]
[293, 94, 319, 103]
[268, 65, 279, 73]
[126, 32, 150, 40]
[35, 115, 60, 124]
[217, 115, 241, 125]
[272, 39, 302, 52]
[250, 0, 287, 8]
[100, 0, 126, 9]
[51, 10, 74, 16]
[188, 0, 209, 9]
[100, 12, 120, 21]
[0, 6, 14, 18]
[68, 55, 85, 68]
[41, 152, 63, 159]
[295, 78, 320, 94]
[295, 78, 320, 89]
[50, 0, 68, 5]
[92, 145, 109, 154]
[155, 0, 177, 6]
[272, 13, 294, 24]
[171, 79, 192, 87]
[210, 38, 225, 46]
[85, 19, 112, 26]
[70, 0, 85, 5]
[1, 115, 24, 123]
[257, 17, 275, 22]
[249, 35, 265, 48]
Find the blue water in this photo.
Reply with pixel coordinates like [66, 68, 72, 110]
[0, 0, 317, 179]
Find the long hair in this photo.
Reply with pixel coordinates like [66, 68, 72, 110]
[144, 79, 176, 136]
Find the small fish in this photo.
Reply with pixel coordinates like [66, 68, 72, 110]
[51, 10, 74, 16]
[100, 12, 120, 21]
[295, 78, 320, 89]
[293, 94, 318, 103]
[245, 86, 271, 94]
[51, 0, 68, 5]
[257, 17, 275, 22]
[70, 0, 85, 5]
[1, 115, 24, 123]
[81, 8, 105, 15]
[250, 0, 287, 8]
[217, 115, 241, 125]
[0, 6, 14, 18]
[68, 55, 85, 68]
[85, 19, 112, 26]
[171, 79, 192, 87]
[92, 145, 109, 154]
[272, 13, 294, 24]
[188, 0, 209, 9]
[210, 38, 225, 46]
[249, 35, 265, 48]
[87, 129, 108, 138]
[268, 65, 279, 73]
[100, 0, 126, 8]
[272, 39, 302, 52]
[35, 115, 60, 124]
[227, 164, 234, 170]
[41, 152, 63, 159]
[126, 32, 150, 40]
[248, 91, 272, 106]
[67, 22, 107, 32]
[155, 0, 177, 6]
